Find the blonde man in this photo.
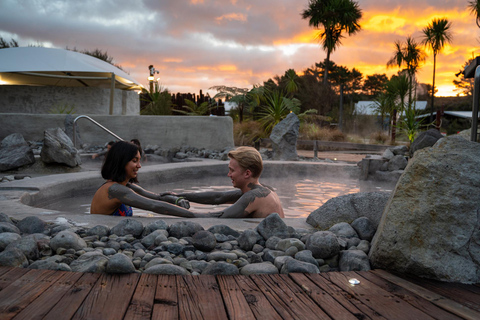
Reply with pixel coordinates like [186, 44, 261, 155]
[178, 146, 285, 218]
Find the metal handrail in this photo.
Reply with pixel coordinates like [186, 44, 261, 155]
[472, 66, 480, 142]
[72, 115, 123, 147]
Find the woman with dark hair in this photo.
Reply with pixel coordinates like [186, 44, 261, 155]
[90, 141, 194, 217]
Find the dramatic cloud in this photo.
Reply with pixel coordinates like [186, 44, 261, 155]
[0, 0, 478, 97]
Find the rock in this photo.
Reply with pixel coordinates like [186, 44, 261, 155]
[142, 220, 168, 236]
[307, 192, 390, 230]
[144, 258, 173, 270]
[142, 229, 168, 249]
[6, 236, 39, 260]
[274, 255, 293, 270]
[192, 230, 217, 252]
[280, 259, 320, 274]
[351, 217, 376, 241]
[40, 127, 81, 167]
[106, 253, 136, 274]
[263, 250, 285, 263]
[111, 219, 144, 238]
[207, 225, 240, 238]
[50, 230, 87, 251]
[409, 128, 444, 157]
[238, 229, 260, 251]
[270, 112, 299, 160]
[339, 250, 370, 271]
[144, 264, 189, 275]
[0, 247, 28, 267]
[240, 262, 278, 275]
[17, 216, 47, 234]
[0, 133, 35, 171]
[276, 238, 305, 251]
[0, 213, 12, 223]
[265, 236, 281, 250]
[256, 213, 290, 239]
[0, 232, 21, 251]
[0, 222, 20, 234]
[168, 221, 203, 238]
[357, 240, 370, 254]
[87, 225, 110, 238]
[387, 155, 408, 171]
[369, 136, 480, 283]
[294, 250, 319, 267]
[329, 222, 358, 239]
[202, 261, 239, 275]
[207, 252, 237, 262]
[29, 260, 72, 271]
[306, 231, 341, 259]
[382, 148, 395, 160]
[70, 251, 109, 273]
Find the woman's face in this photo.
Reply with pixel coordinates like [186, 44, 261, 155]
[125, 151, 142, 181]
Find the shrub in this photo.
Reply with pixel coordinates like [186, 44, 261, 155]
[299, 123, 345, 141]
[233, 121, 266, 146]
[369, 131, 390, 144]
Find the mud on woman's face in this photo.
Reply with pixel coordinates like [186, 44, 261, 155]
[125, 151, 141, 180]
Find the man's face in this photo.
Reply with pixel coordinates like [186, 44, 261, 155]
[227, 158, 247, 189]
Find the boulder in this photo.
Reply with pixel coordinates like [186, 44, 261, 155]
[17, 216, 47, 234]
[111, 219, 144, 238]
[70, 251, 109, 273]
[369, 136, 480, 283]
[168, 221, 203, 238]
[339, 250, 370, 271]
[50, 230, 87, 251]
[40, 127, 81, 167]
[256, 213, 290, 239]
[387, 155, 408, 171]
[305, 231, 341, 259]
[270, 112, 299, 160]
[409, 128, 443, 157]
[240, 262, 278, 275]
[202, 261, 239, 275]
[307, 192, 390, 230]
[106, 253, 136, 274]
[0, 133, 35, 171]
[192, 230, 217, 252]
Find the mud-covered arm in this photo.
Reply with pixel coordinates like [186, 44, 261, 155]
[109, 184, 199, 218]
[127, 183, 190, 209]
[176, 189, 243, 205]
[206, 191, 257, 218]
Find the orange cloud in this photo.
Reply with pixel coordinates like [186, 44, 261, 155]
[163, 58, 183, 63]
[215, 13, 247, 23]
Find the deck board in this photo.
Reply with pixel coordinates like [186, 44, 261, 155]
[0, 267, 478, 319]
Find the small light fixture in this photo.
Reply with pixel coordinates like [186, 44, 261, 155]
[147, 76, 154, 81]
[349, 278, 360, 285]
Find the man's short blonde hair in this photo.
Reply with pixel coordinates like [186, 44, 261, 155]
[228, 146, 263, 178]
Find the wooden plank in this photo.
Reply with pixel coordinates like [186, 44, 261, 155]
[12, 271, 84, 320]
[0, 267, 31, 290]
[289, 273, 362, 320]
[0, 269, 63, 319]
[250, 274, 331, 319]
[42, 272, 101, 320]
[356, 271, 463, 320]
[177, 275, 228, 320]
[217, 275, 256, 320]
[0, 266, 13, 277]
[124, 273, 157, 320]
[305, 273, 386, 319]
[152, 275, 178, 320]
[233, 274, 283, 320]
[323, 271, 435, 320]
[372, 269, 480, 320]
[72, 273, 140, 320]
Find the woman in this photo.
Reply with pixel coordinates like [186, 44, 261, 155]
[90, 141, 197, 217]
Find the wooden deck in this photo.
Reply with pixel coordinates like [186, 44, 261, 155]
[0, 266, 479, 320]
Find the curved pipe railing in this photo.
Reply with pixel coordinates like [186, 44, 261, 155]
[472, 66, 480, 142]
[72, 115, 123, 147]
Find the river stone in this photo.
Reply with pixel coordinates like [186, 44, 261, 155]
[0, 247, 28, 267]
[351, 217, 376, 241]
[357, 240, 370, 254]
[142, 229, 168, 249]
[369, 136, 480, 283]
[190, 260, 209, 273]
[295, 250, 319, 267]
[329, 222, 358, 239]
[144, 257, 173, 270]
[306, 231, 341, 259]
[409, 128, 443, 157]
[50, 230, 87, 251]
[280, 259, 320, 274]
[0, 232, 21, 251]
[6, 236, 39, 260]
[202, 261, 239, 275]
[70, 251, 109, 273]
[207, 251, 237, 261]
[17, 216, 47, 234]
[192, 230, 217, 252]
[87, 225, 110, 238]
[0, 133, 35, 171]
[274, 255, 294, 270]
[270, 112, 299, 160]
[106, 253, 136, 274]
[0, 213, 11, 223]
[238, 229, 260, 251]
[40, 127, 81, 167]
[307, 192, 390, 230]
[339, 250, 371, 271]
[387, 155, 408, 171]
[256, 213, 290, 239]
[0, 222, 20, 234]
[276, 238, 305, 251]
[29, 260, 72, 271]
[142, 220, 168, 237]
[111, 219, 144, 238]
[240, 262, 278, 275]
[144, 264, 189, 275]
[207, 225, 240, 237]
[168, 221, 204, 238]
[263, 250, 285, 263]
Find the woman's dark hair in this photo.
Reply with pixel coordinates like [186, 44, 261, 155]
[101, 141, 139, 182]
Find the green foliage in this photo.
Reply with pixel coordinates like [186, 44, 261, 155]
[140, 87, 173, 115]
[174, 99, 216, 116]
[233, 121, 266, 146]
[0, 37, 19, 49]
[49, 102, 76, 114]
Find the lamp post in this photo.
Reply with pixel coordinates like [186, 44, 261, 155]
[148, 65, 159, 93]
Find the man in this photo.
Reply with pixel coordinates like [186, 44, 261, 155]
[178, 146, 285, 218]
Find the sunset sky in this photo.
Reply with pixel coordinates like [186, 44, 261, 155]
[0, 0, 479, 98]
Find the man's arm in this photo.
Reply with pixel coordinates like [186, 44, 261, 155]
[109, 184, 199, 218]
[208, 191, 258, 218]
[127, 183, 190, 209]
[177, 189, 242, 205]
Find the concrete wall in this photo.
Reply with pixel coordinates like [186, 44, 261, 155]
[0, 114, 234, 150]
[0, 85, 139, 115]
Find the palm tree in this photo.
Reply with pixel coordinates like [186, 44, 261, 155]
[468, 0, 480, 27]
[385, 73, 409, 144]
[387, 36, 426, 110]
[422, 18, 452, 124]
[302, 0, 362, 85]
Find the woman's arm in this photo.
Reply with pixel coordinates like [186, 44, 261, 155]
[109, 184, 199, 218]
[177, 189, 243, 205]
[127, 183, 190, 209]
